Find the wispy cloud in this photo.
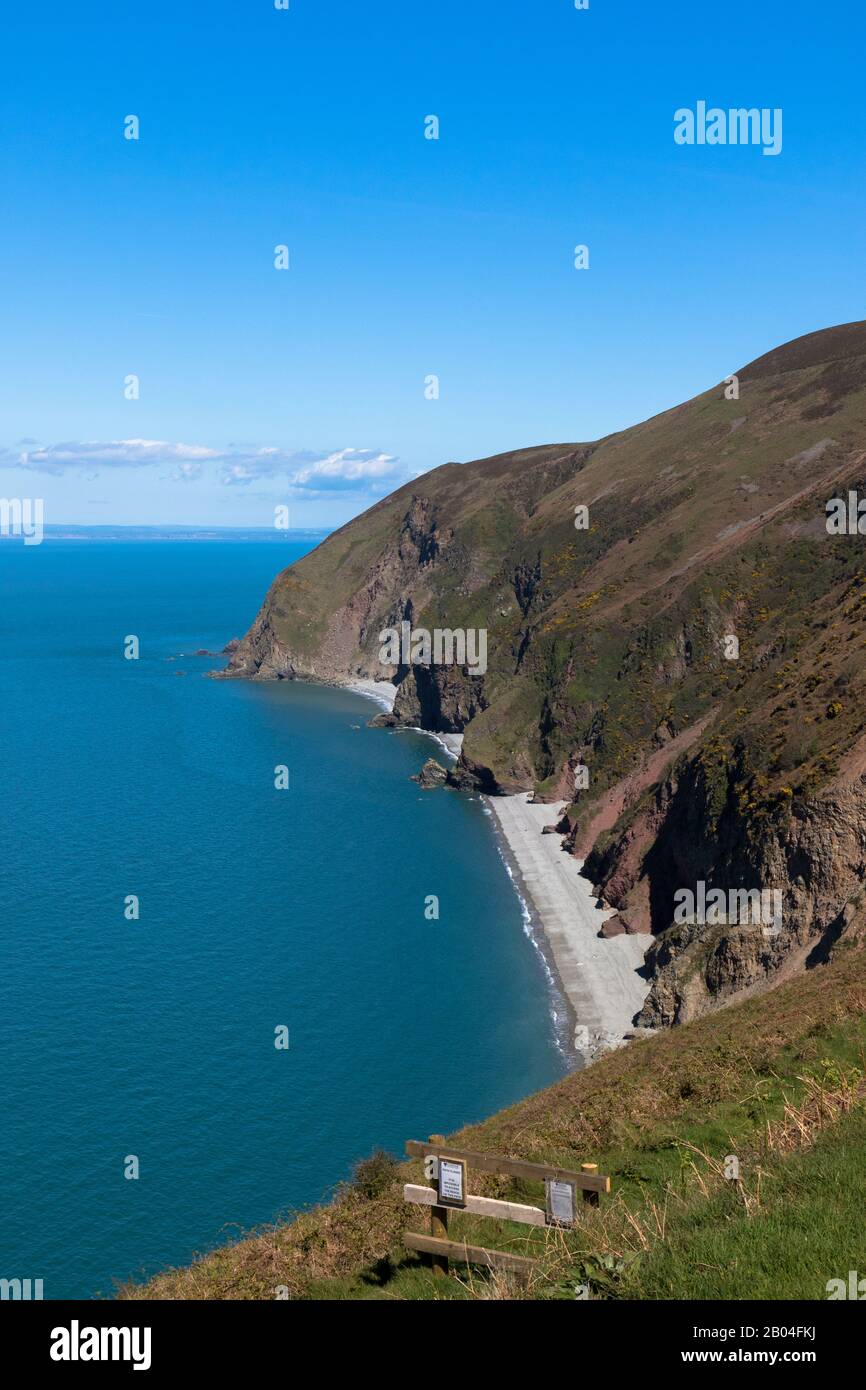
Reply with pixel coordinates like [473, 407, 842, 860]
[219, 447, 402, 492]
[15, 439, 220, 475]
[9, 438, 406, 496]
[169, 461, 205, 482]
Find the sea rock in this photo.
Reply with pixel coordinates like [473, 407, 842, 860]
[368, 711, 398, 728]
[412, 758, 449, 789]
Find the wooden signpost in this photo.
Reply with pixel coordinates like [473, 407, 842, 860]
[403, 1135, 611, 1276]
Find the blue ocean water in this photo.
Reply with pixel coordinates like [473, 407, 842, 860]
[0, 538, 565, 1299]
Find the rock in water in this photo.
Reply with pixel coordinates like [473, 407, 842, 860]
[412, 758, 449, 789]
[368, 711, 398, 728]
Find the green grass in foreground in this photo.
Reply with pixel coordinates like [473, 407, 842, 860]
[623, 1103, 866, 1300]
[122, 949, 866, 1301]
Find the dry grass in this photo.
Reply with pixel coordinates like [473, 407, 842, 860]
[764, 1064, 864, 1155]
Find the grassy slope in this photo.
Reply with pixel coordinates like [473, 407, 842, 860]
[124, 945, 866, 1301]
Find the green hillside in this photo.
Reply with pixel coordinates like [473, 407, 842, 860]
[224, 321, 866, 1036]
[227, 320, 866, 806]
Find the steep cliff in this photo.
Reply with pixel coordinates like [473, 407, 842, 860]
[225, 321, 866, 1025]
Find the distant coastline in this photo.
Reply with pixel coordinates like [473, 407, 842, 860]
[7, 524, 333, 543]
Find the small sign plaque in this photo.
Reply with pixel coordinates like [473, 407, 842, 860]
[546, 1178, 576, 1227]
[437, 1157, 467, 1208]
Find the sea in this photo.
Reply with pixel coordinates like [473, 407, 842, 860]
[0, 532, 566, 1298]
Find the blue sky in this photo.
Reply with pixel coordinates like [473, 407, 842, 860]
[1, 0, 863, 527]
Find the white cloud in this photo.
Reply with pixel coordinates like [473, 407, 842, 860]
[218, 446, 402, 493]
[290, 449, 401, 489]
[168, 461, 204, 482]
[7, 438, 405, 495]
[15, 439, 219, 475]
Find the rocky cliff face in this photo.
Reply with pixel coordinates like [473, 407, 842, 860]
[224, 321, 866, 1028]
[584, 743, 866, 1025]
[225, 490, 470, 698]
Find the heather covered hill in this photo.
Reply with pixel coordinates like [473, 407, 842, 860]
[225, 321, 866, 1023]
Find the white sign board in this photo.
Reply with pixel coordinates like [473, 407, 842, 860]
[437, 1157, 466, 1207]
[546, 1178, 576, 1227]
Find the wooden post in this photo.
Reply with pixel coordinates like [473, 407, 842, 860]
[429, 1134, 449, 1275]
[581, 1162, 600, 1208]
